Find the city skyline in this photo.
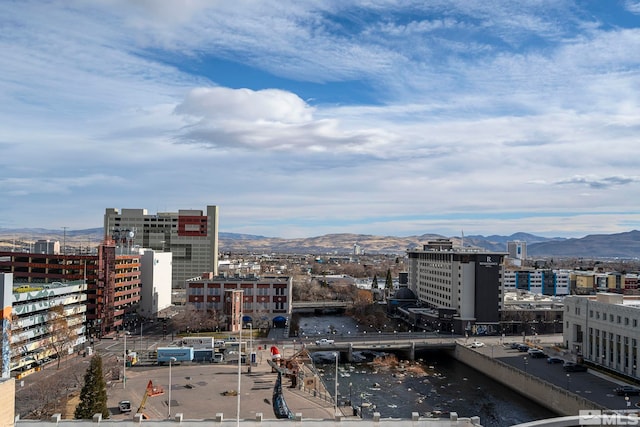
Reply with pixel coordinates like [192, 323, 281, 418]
[2, 2, 640, 239]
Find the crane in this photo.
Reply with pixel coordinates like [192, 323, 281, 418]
[135, 380, 164, 419]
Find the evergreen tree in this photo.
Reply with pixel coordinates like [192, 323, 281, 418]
[371, 274, 378, 289]
[385, 269, 393, 297]
[75, 354, 109, 419]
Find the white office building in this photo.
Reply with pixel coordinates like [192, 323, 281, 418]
[502, 269, 570, 296]
[564, 293, 640, 378]
[138, 249, 172, 318]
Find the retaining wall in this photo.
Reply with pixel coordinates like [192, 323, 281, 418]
[452, 344, 606, 416]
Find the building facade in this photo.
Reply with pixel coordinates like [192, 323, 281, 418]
[502, 269, 570, 296]
[33, 240, 60, 255]
[138, 249, 172, 319]
[92, 242, 141, 337]
[0, 273, 87, 375]
[0, 251, 97, 284]
[186, 274, 292, 330]
[1, 246, 144, 339]
[104, 206, 219, 290]
[564, 293, 640, 379]
[506, 240, 527, 263]
[407, 240, 506, 334]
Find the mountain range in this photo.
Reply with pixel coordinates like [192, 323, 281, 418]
[1, 228, 639, 259]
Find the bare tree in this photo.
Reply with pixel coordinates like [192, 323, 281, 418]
[48, 305, 76, 370]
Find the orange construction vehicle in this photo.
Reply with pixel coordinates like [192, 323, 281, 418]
[135, 380, 164, 419]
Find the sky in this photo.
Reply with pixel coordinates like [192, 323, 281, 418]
[1, 1, 640, 239]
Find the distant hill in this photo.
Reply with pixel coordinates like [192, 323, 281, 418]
[527, 230, 640, 259]
[462, 233, 565, 253]
[1, 228, 638, 258]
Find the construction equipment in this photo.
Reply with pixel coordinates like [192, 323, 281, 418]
[135, 380, 164, 419]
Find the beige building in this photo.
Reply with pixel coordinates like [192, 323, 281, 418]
[104, 206, 219, 291]
[564, 293, 640, 378]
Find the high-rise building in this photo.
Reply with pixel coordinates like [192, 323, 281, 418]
[407, 240, 506, 334]
[507, 240, 527, 264]
[104, 206, 219, 290]
[93, 241, 141, 337]
[138, 249, 172, 318]
[33, 240, 60, 255]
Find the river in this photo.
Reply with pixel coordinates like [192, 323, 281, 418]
[297, 314, 558, 426]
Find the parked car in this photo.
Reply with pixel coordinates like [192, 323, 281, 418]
[118, 400, 132, 413]
[528, 349, 546, 358]
[315, 338, 335, 346]
[468, 341, 485, 348]
[510, 342, 521, 349]
[517, 344, 530, 352]
[614, 386, 640, 396]
[212, 353, 224, 363]
[563, 362, 588, 372]
[546, 356, 564, 364]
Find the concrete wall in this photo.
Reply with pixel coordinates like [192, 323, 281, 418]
[453, 344, 606, 416]
[0, 378, 15, 427]
[16, 412, 483, 427]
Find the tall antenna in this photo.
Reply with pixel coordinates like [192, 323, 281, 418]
[461, 229, 464, 248]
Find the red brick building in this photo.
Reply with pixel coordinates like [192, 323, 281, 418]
[0, 240, 141, 338]
[186, 274, 292, 330]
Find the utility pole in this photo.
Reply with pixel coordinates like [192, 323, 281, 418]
[62, 226, 68, 255]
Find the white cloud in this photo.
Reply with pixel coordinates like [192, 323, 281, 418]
[1, 1, 640, 238]
[625, 1, 640, 14]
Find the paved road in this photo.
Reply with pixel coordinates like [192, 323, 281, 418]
[466, 337, 640, 412]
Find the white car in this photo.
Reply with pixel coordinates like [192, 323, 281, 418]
[118, 400, 132, 413]
[469, 341, 485, 348]
[315, 338, 335, 346]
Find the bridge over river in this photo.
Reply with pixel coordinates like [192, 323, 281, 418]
[292, 300, 353, 312]
[302, 333, 457, 362]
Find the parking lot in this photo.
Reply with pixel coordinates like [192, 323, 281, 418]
[106, 355, 336, 420]
[468, 339, 640, 411]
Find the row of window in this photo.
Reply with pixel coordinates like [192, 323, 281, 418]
[588, 309, 639, 327]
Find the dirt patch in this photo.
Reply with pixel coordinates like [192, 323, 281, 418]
[371, 354, 428, 377]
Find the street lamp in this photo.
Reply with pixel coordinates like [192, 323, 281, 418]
[237, 303, 242, 427]
[566, 373, 570, 390]
[523, 356, 528, 373]
[247, 323, 253, 373]
[123, 331, 130, 389]
[168, 357, 177, 417]
[334, 352, 339, 416]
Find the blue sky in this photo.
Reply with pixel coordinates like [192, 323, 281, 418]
[1, 1, 640, 239]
